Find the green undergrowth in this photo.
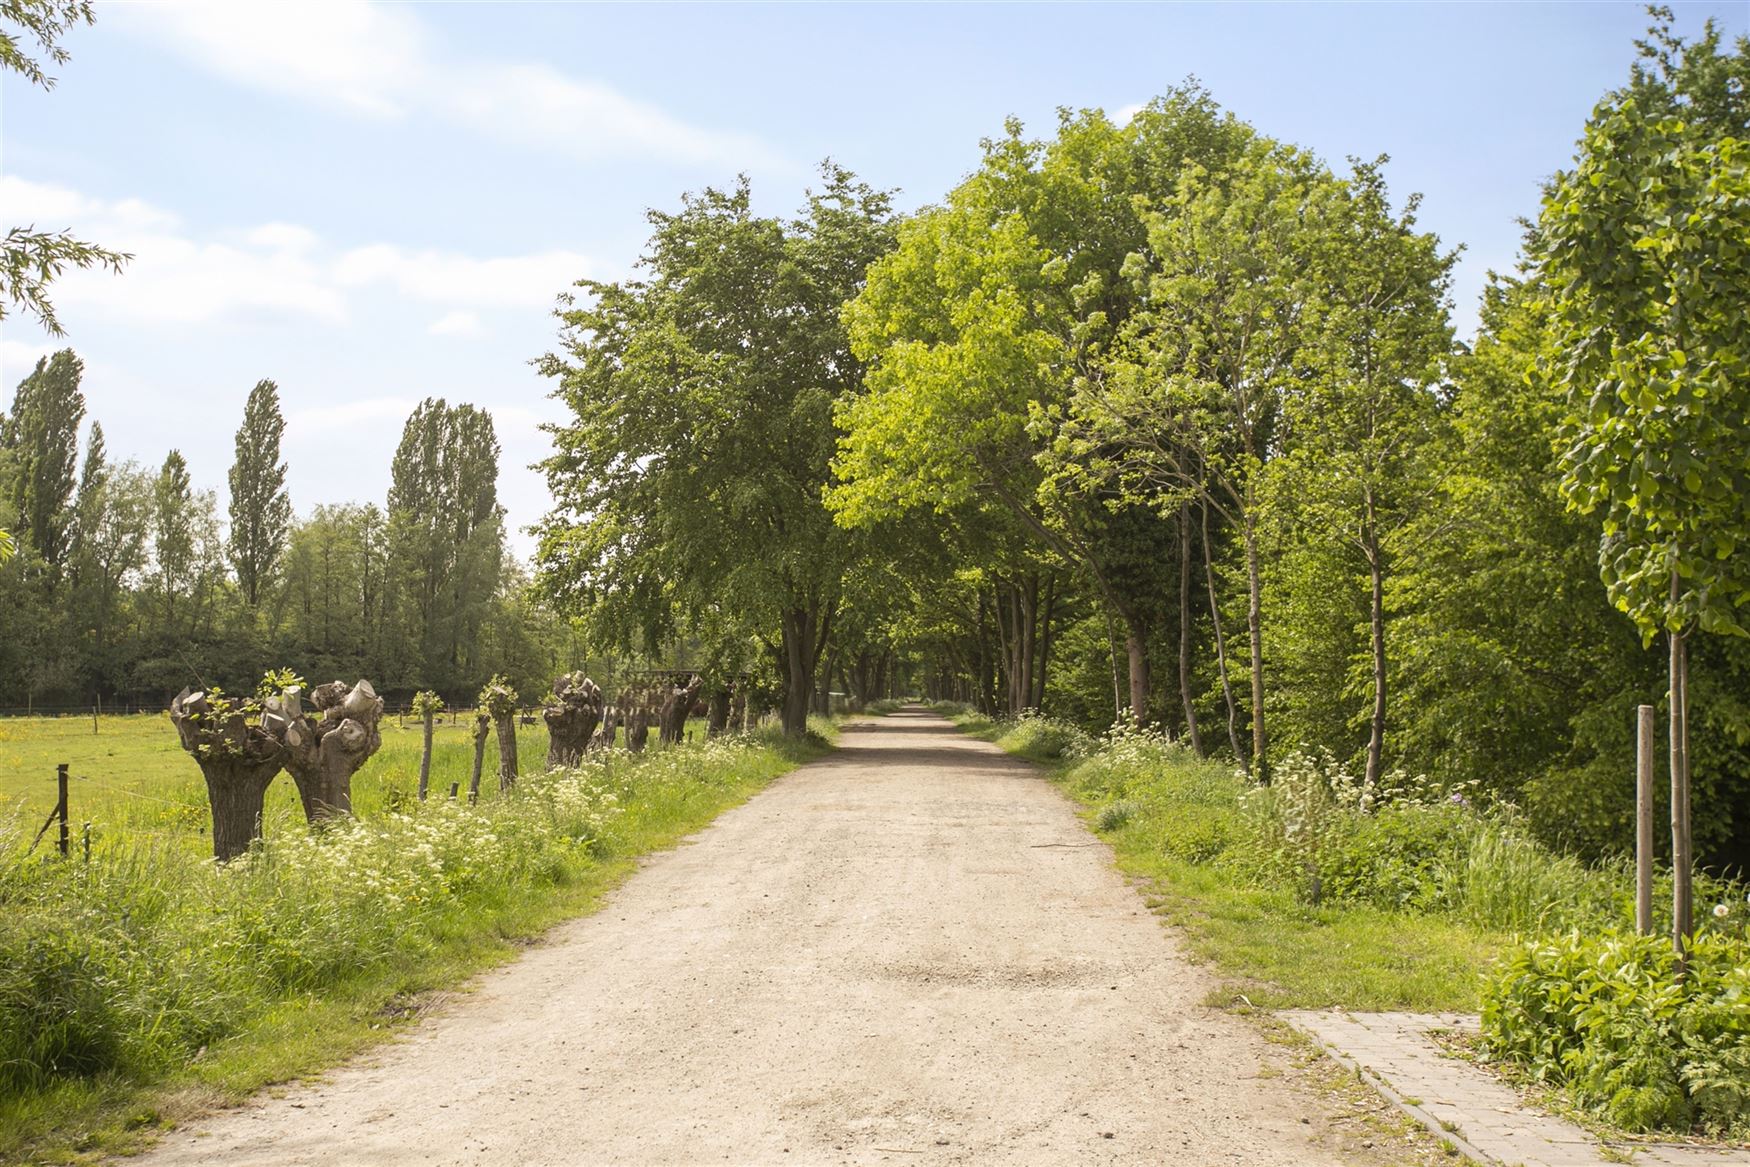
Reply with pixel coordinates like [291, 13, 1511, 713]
[0, 726, 831, 1165]
[948, 707, 1732, 1008]
[1482, 929, 1750, 1137]
[952, 706, 1749, 1138]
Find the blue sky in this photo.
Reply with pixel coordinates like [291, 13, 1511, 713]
[3, 1, 1745, 559]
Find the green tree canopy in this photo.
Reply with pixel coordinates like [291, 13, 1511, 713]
[535, 165, 896, 735]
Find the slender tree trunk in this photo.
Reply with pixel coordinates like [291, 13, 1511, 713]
[1242, 512, 1268, 780]
[418, 710, 435, 800]
[706, 687, 731, 737]
[1178, 502, 1204, 755]
[468, 712, 489, 802]
[1363, 517, 1387, 796]
[494, 712, 519, 791]
[1201, 498, 1244, 761]
[1106, 614, 1124, 724]
[1125, 616, 1149, 725]
[1034, 580, 1055, 711]
[1670, 580, 1693, 961]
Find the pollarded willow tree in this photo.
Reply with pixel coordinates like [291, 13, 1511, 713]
[534, 165, 896, 736]
[1541, 14, 1750, 950]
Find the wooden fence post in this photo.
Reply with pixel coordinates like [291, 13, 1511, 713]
[56, 763, 69, 858]
[1636, 704, 1655, 935]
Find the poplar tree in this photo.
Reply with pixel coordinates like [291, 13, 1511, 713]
[387, 399, 504, 688]
[152, 449, 194, 625]
[227, 379, 291, 607]
[2, 348, 85, 570]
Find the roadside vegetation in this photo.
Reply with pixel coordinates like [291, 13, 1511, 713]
[948, 706, 1750, 1137]
[0, 724, 828, 1163]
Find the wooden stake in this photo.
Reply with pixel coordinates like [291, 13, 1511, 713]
[1636, 704, 1655, 936]
[56, 763, 69, 858]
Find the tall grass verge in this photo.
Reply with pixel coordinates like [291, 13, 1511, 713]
[961, 714, 1729, 1012]
[0, 728, 827, 1163]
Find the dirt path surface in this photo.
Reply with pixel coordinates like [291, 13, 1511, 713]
[135, 711, 1348, 1166]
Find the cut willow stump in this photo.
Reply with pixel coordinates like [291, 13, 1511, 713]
[659, 673, 704, 746]
[170, 686, 287, 862]
[592, 705, 621, 751]
[284, 680, 385, 821]
[730, 682, 749, 734]
[624, 684, 653, 754]
[544, 673, 604, 768]
[705, 687, 732, 738]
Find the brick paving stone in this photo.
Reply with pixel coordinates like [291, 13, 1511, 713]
[1280, 1010, 1750, 1167]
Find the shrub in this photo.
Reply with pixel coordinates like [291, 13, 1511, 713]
[1096, 799, 1139, 832]
[1481, 929, 1750, 1135]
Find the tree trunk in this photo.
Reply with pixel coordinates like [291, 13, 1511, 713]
[1202, 498, 1245, 761]
[1124, 617, 1149, 725]
[729, 682, 748, 734]
[1034, 580, 1055, 711]
[418, 710, 435, 800]
[1178, 503, 1204, 755]
[494, 711, 519, 791]
[1363, 518, 1387, 797]
[660, 673, 703, 745]
[1106, 615, 1124, 724]
[468, 712, 489, 802]
[706, 687, 731, 738]
[169, 686, 286, 862]
[201, 760, 281, 863]
[1242, 513, 1268, 781]
[782, 608, 813, 736]
[592, 704, 621, 751]
[1671, 603, 1693, 961]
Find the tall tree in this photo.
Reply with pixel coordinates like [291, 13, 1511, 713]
[536, 166, 896, 735]
[1540, 14, 1750, 949]
[2, 348, 85, 570]
[831, 92, 1252, 724]
[226, 379, 291, 608]
[1269, 159, 1456, 790]
[387, 399, 504, 689]
[151, 449, 194, 626]
[1048, 138, 1331, 774]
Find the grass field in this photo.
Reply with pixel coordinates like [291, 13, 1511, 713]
[0, 710, 822, 1164]
[0, 711, 662, 849]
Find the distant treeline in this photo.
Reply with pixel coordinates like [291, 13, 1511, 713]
[0, 366, 570, 710]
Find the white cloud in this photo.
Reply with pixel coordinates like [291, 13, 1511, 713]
[110, 1, 428, 119]
[1116, 103, 1145, 124]
[284, 395, 422, 437]
[2, 175, 595, 331]
[428, 309, 483, 338]
[115, 0, 790, 171]
[335, 244, 589, 308]
[2, 175, 344, 325]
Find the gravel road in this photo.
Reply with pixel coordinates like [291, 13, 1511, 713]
[134, 710, 1351, 1166]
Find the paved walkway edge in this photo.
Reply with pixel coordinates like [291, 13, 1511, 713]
[1280, 1011, 1750, 1167]
[1281, 1013, 1496, 1166]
